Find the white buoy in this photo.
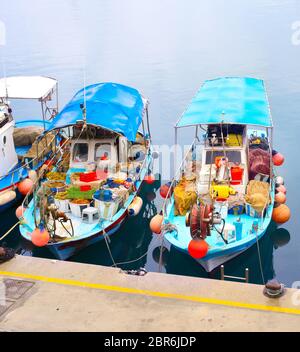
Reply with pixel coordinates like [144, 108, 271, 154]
[28, 170, 38, 183]
[0, 190, 16, 206]
[275, 176, 284, 186]
[128, 196, 143, 216]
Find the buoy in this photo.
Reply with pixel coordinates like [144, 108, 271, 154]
[275, 192, 286, 204]
[0, 190, 16, 206]
[159, 182, 172, 199]
[276, 185, 287, 194]
[272, 152, 285, 167]
[144, 174, 155, 185]
[149, 214, 163, 234]
[272, 204, 291, 224]
[188, 239, 209, 259]
[16, 205, 26, 219]
[275, 176, 284, 186]
[270, 228, 290, 248]
[18, 178, 34, 196]
[128, 196, 143, 216]
[28, 170, 38, 183]
[31, 227, 50, 247]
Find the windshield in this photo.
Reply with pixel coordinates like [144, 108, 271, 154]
[205, 150, 241, 164]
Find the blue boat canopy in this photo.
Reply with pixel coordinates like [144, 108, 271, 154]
[176, 77, 272, 128]
[46, 82, 147, 141]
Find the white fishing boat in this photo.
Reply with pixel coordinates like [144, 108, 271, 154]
[0, 76, 59, 212]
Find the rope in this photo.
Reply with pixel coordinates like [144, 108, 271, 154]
[0, 221, 20, 242]
[255, 229, 265, 285]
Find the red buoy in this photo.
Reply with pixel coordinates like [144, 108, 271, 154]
[144, 174, 155, 185]
[188, 239, 209, 259]
[31, 227, 50, 247]
[18, 178, 34, 196]
[272, 152, 285, 166]
[160, 183, 172, 199]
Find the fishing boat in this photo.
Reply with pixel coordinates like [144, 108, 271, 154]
[19, 82, 154, 260]
[160, 77, 289, 272]
[0, 76, 59, 212]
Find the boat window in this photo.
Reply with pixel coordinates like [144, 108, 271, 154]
[205, 150, 241, 164]
[73, 143, 89, 162]
[95, 143, 112, 161]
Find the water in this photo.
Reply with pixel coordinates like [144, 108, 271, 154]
[1, 0, 300, 286]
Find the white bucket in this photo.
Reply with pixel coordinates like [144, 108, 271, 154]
[94, 198, 121, 220]
[69, 201, 90, 218]
[54, 198, 70, 213]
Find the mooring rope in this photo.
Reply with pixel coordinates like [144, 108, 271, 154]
[0, 221, 20, 242]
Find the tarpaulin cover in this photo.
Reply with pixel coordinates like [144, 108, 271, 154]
[46, 82, 146, 141]
[176, 77, 272, 128]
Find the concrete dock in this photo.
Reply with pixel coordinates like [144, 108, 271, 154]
[0, 255, 299, 332]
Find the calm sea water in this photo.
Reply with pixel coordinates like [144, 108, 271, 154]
[1, 0, 300, 286]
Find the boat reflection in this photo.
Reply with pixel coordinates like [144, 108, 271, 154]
[160, 221, 290, 285]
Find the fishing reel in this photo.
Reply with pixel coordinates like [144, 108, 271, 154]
[185, 203, 227, 243]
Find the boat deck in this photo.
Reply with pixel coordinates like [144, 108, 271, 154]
[164, 199, 273, 260]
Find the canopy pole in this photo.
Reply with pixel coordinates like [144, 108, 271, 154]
[146, 106, 151, 140]
[174, 127, 178, 177]
[56, 82, 59, 114]
[41, 100, 46, 130]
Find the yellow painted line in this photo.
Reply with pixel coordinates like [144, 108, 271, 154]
[0, 270, 300, 316]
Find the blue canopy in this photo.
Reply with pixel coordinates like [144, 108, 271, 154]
[176, 77, 272, 128]
[46, 82, 146, 141]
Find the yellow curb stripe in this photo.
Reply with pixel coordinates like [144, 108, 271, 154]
[0, 270, 299, 316]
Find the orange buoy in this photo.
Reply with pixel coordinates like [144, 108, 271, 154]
[188, 239, 209, 259]
[31, 227, 50, 247]
[160, 182, 172, 199]
[272, 152, 285, 166]
[275, 192, 286, 204]
[15, 205, 26, 219]
[150, 214, 163, 234]
[18, 178, 34, 196]
[276, 185, 287, 194]
[144, 174, 155, 185]
[272, 204, 291, 224]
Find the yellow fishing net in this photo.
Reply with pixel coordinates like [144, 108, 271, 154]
[174, 176, 197, 216]
[245, 180, 270, 212]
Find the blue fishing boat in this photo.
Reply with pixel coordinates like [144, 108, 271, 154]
[161, 77, 280, 272]
[0, 76, 59, 212]
[19, 82, 154, 260]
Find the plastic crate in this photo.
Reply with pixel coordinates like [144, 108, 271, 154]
[79, 172, 97, 182]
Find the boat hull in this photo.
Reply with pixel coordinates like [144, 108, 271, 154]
[47, 211, 127, 260]
[166, 226, 268, 272]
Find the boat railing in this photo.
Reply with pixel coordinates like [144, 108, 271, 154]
[162, 139, 197, 216]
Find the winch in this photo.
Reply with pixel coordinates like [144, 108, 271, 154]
[185, 203, 223, 240]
